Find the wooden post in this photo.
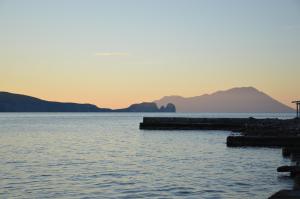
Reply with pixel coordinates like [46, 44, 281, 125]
[292, 101, 300, 119]
[297, 103, 300, 118]
[297, 103, 298, 118]
[296, 103, 299, 118]
[296, 103, 298, 118]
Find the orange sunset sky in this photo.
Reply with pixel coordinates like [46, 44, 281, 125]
[1, 0, 299, 108]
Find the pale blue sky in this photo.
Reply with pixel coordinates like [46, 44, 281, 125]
[0, 0, 299, 107]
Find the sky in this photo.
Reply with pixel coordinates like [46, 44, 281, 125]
[0, 0, 299, 108]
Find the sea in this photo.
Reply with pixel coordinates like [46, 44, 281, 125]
[0, 113, 296, 199]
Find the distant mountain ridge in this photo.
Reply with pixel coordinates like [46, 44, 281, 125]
[0, 92, 175, 112]
[155, 87, 294, 113]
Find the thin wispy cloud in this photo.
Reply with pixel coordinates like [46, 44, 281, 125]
[94, 52, 129, 57]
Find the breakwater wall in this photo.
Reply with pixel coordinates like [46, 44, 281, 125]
[227, 136, 300, 147]
[140, 117, 300, 136]
[140, 117, 248, 131]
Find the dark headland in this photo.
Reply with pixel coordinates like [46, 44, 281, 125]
[0, 92, 175, 112]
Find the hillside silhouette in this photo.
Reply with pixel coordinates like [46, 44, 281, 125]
[0, 92, 175, 112]
[155, 87, 294, 113]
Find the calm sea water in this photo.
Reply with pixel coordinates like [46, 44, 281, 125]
[0, 113, 295, 199]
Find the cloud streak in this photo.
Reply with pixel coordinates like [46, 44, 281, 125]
[95, 52, 129, 57]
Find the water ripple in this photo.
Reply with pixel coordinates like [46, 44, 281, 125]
[0, 113, 294, 198]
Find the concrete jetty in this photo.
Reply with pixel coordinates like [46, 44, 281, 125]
[140, 117, 300, 135]
[140, 117, 248, 131]
[227, 136, 300, 147]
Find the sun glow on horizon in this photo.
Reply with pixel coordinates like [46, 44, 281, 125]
[0, 0, 299, 109]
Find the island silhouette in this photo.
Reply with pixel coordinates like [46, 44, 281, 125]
[0, 87, 294, 113]
[155, 87, 294, 113]
[0, 92, 175, 112]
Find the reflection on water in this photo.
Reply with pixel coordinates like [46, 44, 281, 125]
[0, 113, 294, 198]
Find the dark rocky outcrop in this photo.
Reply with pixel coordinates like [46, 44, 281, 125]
[159, 103, 176, 112]
[269, 190, 300, 199]
[113, 102, 176, 112]
[277, 165, 300, 173]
